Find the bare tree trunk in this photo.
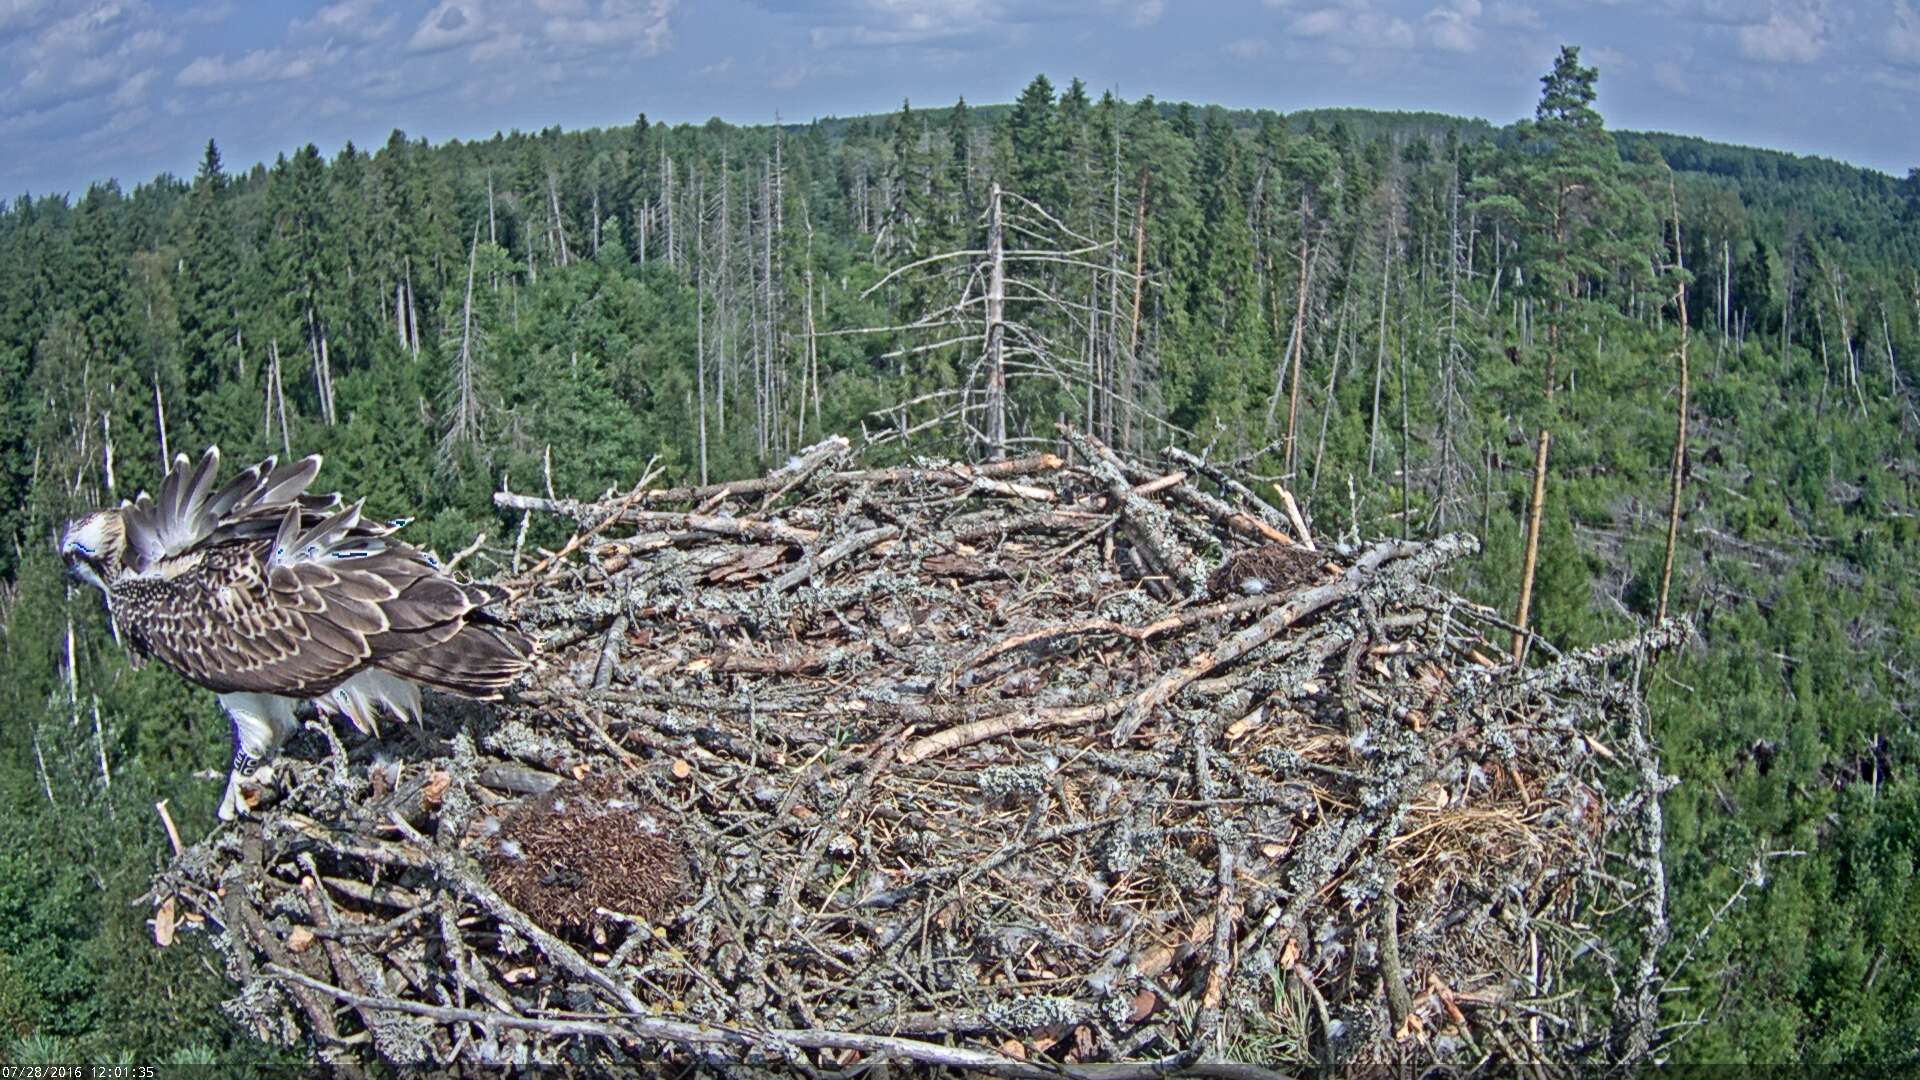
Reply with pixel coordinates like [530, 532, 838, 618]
[662, 150, 676, 271]
[307, 303, 336, 426]
[1883, 308, 1903, 395]
[405, 257, 421, 359]
[984, 182, 1007, 460]
[548, 172, 571, 268]
[1828, 264, 1865, 413]
[152, 372, 170, 468]
[487, 172, 501, 292]
[1123, 169, 1148, 452]
[1728, 238, 1743, 349]
[445, 220, 484, 452]
[319, 326, 335, 425]
[1104, 123, 1123, 445]
[696, 171, 709, 486]
[100, 409, 115, 499]
[395, 280, 408, 352]
[1816, 305, 1832, 422]
[717, 162, 730, 437]
[1656, 176, 1690, 625]
[1398, 330, 1411, 541]
[266, 339, 292, 457]
[1513, 428, 1550, 661]
[804, 216, 821, 434]
[1438, 179, 1467, 521]
[1311, 284, 1354, 493]
[761, 160, 776, 456]
[1367, 219, 1395, 475]
[1277, 223, 1313, 474]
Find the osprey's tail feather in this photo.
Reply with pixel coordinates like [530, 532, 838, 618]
[377, 621, 533, 699]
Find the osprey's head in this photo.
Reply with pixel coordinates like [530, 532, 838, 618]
[59, 510, 129, 595]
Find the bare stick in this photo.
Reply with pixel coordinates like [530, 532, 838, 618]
[154, 799, 183, 857]
[1270, 483, 1316, 551]
[1513, 428, 1551, 662]
[444, 531, 488, 573]
[1111, 537, 1444, 746]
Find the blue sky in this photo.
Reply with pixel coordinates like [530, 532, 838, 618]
[2, 0, 1914, 197]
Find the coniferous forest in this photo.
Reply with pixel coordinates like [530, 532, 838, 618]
[4, 49, 1920, 1063]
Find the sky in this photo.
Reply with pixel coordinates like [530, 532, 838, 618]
[2, 0, 1915, 198]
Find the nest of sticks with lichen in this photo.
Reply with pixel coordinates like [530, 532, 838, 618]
[151, 431, 1685, 1072]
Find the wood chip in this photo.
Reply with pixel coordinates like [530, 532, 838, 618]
[152, 896, 176, 948]
[421, 770, 451, 808]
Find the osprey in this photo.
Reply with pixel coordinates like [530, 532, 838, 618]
[59, 448, 533, 820]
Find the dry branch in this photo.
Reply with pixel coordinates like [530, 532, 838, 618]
[156, 435, 1681, 1072]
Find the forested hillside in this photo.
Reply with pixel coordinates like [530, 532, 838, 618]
[2, 49, 1918, 1063]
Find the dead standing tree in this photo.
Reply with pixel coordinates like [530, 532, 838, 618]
[856, 184, 1162, 459]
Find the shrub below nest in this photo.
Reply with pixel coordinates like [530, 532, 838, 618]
[480, 775, 687, 935]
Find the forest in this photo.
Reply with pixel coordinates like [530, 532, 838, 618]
[2, 46, 1919, 1063]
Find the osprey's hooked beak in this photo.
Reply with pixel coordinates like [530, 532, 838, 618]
[58, 520, 111, 594]
[62, 549, 107, 593]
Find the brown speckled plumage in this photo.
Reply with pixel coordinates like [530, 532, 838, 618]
[60, 447, 532, 819]
[113, 529, 525, 700]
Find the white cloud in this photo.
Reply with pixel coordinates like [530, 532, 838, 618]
[108, 65, 154, 105]
[695, 54, 735, 77]
[6, 1, 179, 112]
[1425, 0, 1494, 53]
[542, 0, 675, 51]
[467, 29, 526, 61]
[291, 0, 397, 43]
[769, 61, 831, 89]
[1224, 36, 1270, 59]
[176, 46, 340, 86]
[1734, 3, 1827, 63]
[1112, 0, 1164, 27]
[407, 2, 489, 53]
[1291, 1, 1415, 49]
[809, 0, 1006, 48]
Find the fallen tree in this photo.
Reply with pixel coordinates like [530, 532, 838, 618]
[150, 432, 1684, 1072]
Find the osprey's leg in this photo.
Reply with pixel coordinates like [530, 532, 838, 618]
[215, 692, 299, 821]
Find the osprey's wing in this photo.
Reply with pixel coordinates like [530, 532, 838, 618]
[115, 505, 527, 698]
[122, 449, 341, 572]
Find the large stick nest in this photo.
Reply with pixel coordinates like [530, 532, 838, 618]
[151, 433, 1683, 1073]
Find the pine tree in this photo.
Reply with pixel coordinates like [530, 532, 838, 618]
[177, 140, 240, 432]
[1009, 74, 1063, 209]
[947, 96, 974, 222]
